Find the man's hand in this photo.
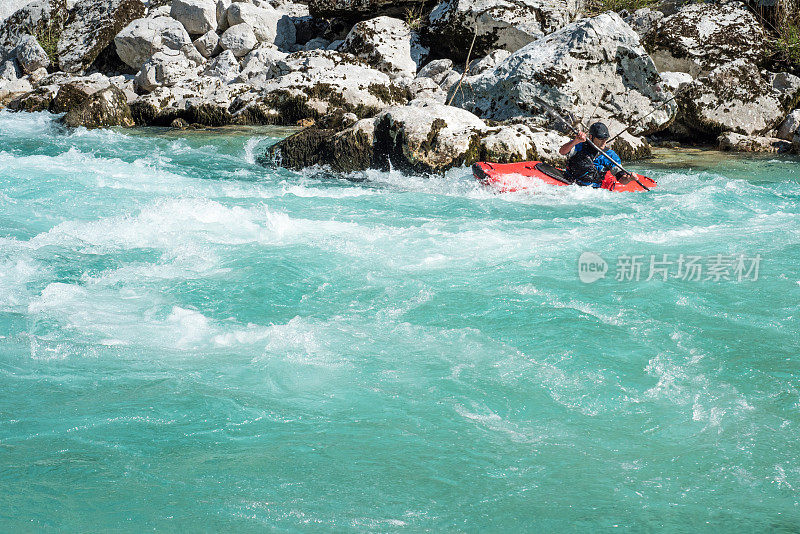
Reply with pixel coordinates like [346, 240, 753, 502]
[560, 131, 587, 155]
[617, 172, 634, 184]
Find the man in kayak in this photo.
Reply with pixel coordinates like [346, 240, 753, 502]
[558, 122, 633, 186]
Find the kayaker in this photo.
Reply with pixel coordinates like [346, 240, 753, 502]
[558, 122, 633, 186]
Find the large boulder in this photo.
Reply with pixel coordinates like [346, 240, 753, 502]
[15, 34, 51, 73]
[477, 122, 567, 164]
[674, 59, 800, 137]
[426, 0, 584, 62]
[340, 16, 416, 79]
[308, 0, 427, 20]
[171, 0, 217, 35]
[61, 85, 135, 128]
[50, 76, 112, 112]
[56, 0, 144, 73]
[0, 0, 66, 55]
[235, 43, 287, 84]
[114, 16, 199, 70]
[225, 2, 295, 48]
[450, 12, 676, 136]
[232, 50, 410, 125]
[220, 22, 258, 57]
[267, 117, 377, 171]
[373, 98, 486, 172]
[129, 76, 248, 125]
[644, 1, 767, 78]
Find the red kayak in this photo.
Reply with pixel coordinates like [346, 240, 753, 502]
[472, 161, 657, 193]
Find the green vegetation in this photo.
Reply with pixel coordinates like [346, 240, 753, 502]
[586, 0, 658, 16]
[27, 1, 67, 65]
[404, 2, 427, 32]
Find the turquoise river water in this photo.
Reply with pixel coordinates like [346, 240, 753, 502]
[1, 111, 799, 532]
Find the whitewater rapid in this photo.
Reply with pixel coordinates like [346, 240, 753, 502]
[1, 111, 799, 531]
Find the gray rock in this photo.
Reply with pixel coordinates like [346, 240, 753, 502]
[644, 1, 767, 78]
[115, 16, 198, 70]
[451, 12, 676, 136]
[468, 49, 510, 76]
[193, 29, 220, 58]
[15, 34, 50, 74]
[236, 43, 287, 83]
[407, 76, 446, 103]
[624, 7, 662, 40]
[340, 16, 416, 79]
[479, 122, 567, 164]
[225, 2, 295, 48]
[374, 98, 486, 172]
[302, 37, 329, 51]
[0, 1, 32, 25]
[427, 0, 584, 62]
[718, 131, 792, 153]
[57, 0, 145, 73]
[776, 109, 800, 141]
[0, 58, 21, 81]
[216, 0, 231, 31]
[0, 0, 65, 54]
[675, 59, 789, 137]
[220, 23, 258, 57]
[135, 49, 200, 91]
[171, 0, 217, 35]
[204, 48, 239, 83]
[417, 59, 453, 82]
[232, 50, 410, 125]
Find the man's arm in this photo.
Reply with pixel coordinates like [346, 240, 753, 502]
[559, 131, 586, 156]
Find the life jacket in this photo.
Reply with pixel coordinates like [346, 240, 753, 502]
[565, 143, 602, 185]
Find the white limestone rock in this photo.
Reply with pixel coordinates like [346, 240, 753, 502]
[340, 16, 416, 79]
[193, 29, 220, 58]
[15, 34, 50, 74]
[171, 0, 218, 35]
[225, 2, 295, 48]
[220, 22, 258, 57]
[776, 109, 800, 141]
[115, 16, 200, 70]
[203, 48, 240, 83]
[135, 49, 200, 91]
[451, 12, 677, 136]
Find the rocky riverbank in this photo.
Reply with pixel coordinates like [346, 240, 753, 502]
[1, 0, 799, 173]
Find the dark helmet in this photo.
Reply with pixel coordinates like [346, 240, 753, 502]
[589, 122, 610, 139]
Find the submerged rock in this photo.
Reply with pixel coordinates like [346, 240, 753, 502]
[451, 12, 676, 136]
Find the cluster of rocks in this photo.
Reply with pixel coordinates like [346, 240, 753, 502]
[0, 0, 799, 174]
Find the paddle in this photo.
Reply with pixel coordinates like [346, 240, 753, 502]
[533, 99, 650, 192]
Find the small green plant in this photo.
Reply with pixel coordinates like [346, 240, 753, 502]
[586, 0, 659, 15]
[404, 2, 427, 32]
[26, 0, 67, 65]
